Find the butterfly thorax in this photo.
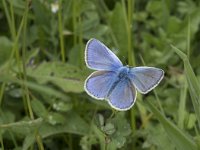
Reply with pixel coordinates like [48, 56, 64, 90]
[117, 67, 129, 79]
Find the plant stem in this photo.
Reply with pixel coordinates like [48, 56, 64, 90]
[0, 83, 5, 106]
[10, 0, 16, 39]
[0, 135, 4, 150]
[58, 0, 65, 62]
[73, 0, 78, 45]
[187, 16, 190, 59]
[2, 0, 14, 39]
[177, 79, 187, 129]
[78, 16, 84, 68]
[127, 0, 135, 66]
[125, 0, 136, 132]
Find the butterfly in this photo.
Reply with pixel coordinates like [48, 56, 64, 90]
[84, 38, 164, 111]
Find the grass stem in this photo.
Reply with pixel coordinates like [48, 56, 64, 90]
[58, 0, 65, 62]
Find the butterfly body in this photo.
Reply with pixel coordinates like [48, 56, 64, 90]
[106, 67, 129, 97]
[84, 38, 164, 111]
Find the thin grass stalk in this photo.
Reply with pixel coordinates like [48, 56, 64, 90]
[78, 16, 84, 68]
[9, 131, 18, 148]
[0, 110, 18, 148]
[58, 0, 65, 62]
[9, 0, 16, 39]
[121, 0, 136, 132]
[68, 134, 73, 150]
[171, 45, 200, 130]
[123, 0, 147, 132]
[127, 0, 135, 66]
[21, 0, 33, 127]
[8, 15, 25, 68]
[187, 16, 190, 59]
[2, 0, 14, 39]
[13, 0, 31, 119]
[177, 20, 191, 130]
[0, 83, 5, 106]
[73, 0, 78, 45]
[0, 135, 4, 150]
[177, 79, 187, 129]
[153, 90, 165, 115]
[19, 1, 45, 149]
[91, 124, 106, 150]
[185, 63, 200, 130]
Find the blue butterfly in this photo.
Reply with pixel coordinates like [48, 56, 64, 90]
[84, 39, 164, 111]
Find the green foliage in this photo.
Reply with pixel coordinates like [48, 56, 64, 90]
[0, 0, 200, 149]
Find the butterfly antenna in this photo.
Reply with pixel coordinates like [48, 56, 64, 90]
[122, 56, 128, 66]
[139, 54, 146, 66]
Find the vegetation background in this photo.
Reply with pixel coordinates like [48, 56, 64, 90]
[0, 0, 200, 149]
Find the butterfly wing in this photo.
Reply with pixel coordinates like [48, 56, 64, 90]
[107, 79, 136, 111]
[84, 71, 118, 100]
[85, 38, 123, 71]
[128, 67, 164, 94]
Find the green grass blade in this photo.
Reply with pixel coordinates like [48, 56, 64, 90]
[171, 45, 200, 130]
[146, 100, 197, 150]
[170, 45, 187, 60]
[177, 79, 187, 129]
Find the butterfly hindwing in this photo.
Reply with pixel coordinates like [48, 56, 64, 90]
[84, 71, 118, 99]
[107, 78, 136, 111]
[128, 67, 164, 94]
[85, 39, 123, 71]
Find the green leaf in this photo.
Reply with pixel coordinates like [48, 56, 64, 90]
[0, 118, 43, 136]
[0, 36, 12, 66]
[22, 133, 35, 150]
[31, 99, 48, 118]
[18, 80, 69, 100]
[7, 0, 26, 9]
[107, 113, 131, 149]
[27, 61, 88, 93]
[47, 112, 66, 125]
[186, 113, 197, 129]
[80, 134, 98, 150]
[0, 110, 15, 135]
[103, 123, 115, 135]
[39, 112, 89, 137]
[108, 2, 128, 58]
[52, 101, 72, 112]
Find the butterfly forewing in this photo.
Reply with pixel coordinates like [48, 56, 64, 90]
[85, 39, 123, 71]
[128, 67, 164, 94]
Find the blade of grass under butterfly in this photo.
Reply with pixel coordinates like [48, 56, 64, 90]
[146, 100, 197, 150]
[171, 45, 200, 130]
